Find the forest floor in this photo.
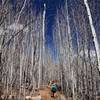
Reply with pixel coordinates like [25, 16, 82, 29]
[39, 87, 66, 100]
[25, 86, 67, 100]
[0, 83, 67, 100]
[1, 84, 100, 100]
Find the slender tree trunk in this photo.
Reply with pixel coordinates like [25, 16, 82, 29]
[0, 39, 2, 64]
[38, 3, 46, 88]
[84, 0, 100, 71]
[65, 0, 76, 99]
[42, 3, 46, 84]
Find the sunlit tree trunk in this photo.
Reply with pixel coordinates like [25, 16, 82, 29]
[65, 0, 76, 99]
[38, 3, 46, 88]
[84, 0, 100, 72]
[42, 3, 46, 84]
[72, 9, 80, 96]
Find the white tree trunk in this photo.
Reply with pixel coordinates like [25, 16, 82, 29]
[38, 3, 46, 88]
[71, 70, 77, 100]
[19, 42, 24, 99]
[42, 3, 46, 82]
[43, 4, 46, 64]
[66, 0, 76, 99]
[84, 0, 100, 71]
[65, 0, 72, 78]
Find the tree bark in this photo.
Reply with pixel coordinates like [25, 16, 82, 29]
[84, 0, 100, 72]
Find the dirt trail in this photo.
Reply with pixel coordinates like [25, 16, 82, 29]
[29, 86, 67, 100]
[25, 86, 67, 100]
[0, 84, 67, 100]
[60, 95, 67, 100]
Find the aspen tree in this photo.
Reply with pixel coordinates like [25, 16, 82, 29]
[84, 0, 100, 71]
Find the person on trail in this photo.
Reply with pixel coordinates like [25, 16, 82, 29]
[51, 83, 58, 97]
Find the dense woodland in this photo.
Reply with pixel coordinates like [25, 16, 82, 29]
[0, 0, 100, 100]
